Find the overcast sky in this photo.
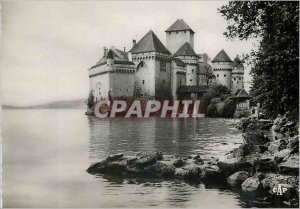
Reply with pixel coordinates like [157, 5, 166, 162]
[1, 1, 256, 106]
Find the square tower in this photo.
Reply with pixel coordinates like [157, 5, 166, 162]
[165, 19, 195, 54]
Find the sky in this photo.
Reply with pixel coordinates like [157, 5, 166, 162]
[0, 1, 256, 106]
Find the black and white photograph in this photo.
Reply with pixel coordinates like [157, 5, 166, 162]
[1, 1, 299, 208]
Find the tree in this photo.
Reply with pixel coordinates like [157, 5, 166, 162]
[87, 91, 95, 109]
[219, 2, 299, 120]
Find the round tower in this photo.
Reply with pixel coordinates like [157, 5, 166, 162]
[231, 55, 244, 93]
[212, 49, 233, 90]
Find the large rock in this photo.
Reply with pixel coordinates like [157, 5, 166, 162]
[199, 164, 223, 182]
[274, 149, 291, 163]
[135, 152, 158, 168]
[255, 155, 277, 172]
[288, 136, 299, 153]
[241, 177, 262, 194]
[278, 154, 299, 175]
[227, 171, 249, 187]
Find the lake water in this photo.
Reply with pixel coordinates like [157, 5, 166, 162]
[2, 109, 250, 208]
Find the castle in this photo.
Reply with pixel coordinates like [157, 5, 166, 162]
[88, 19, 245, 102]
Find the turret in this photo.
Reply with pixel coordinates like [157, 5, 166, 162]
[231, 55, 245, 93]
[107, 49, 114, 71]
[212, 49, 233, 90]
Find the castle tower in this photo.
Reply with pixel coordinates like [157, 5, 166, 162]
[129, 30, 172, 99]
[165, 19, 195, 54]
[212, 49, 233, 90]
[107, 49, 114, 71]
[173, 42, 198, 86]
[231, 55, 245, 93]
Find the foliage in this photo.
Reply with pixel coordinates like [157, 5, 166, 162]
[206, 102, 218, 117]
[234, 109, 251, 119]
[219, 1, 299, 120]
[203, 85, 235, 118]
[218, 98, 236, 118]
[202, 84, 232, 112]
[87, 91, 95, 109]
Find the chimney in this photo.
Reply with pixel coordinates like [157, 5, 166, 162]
[132, 39, 136, 47]
[103, 47, 108, 57]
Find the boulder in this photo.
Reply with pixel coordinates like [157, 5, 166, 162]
[274, 149, 291, 163]
[255, 155, 277, 172]
[278, 154, 299, 175]
[173, 159, 185, 168]
[241, 177, 262, 194]
[227, 171, 249, 187]
[135, 152, 158, 168]
[199, 165, 223, 182]
[288, 136, 299, 153]
[105, 153, 124, 161]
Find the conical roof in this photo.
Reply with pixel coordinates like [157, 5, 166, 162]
[173, 42, 197, 57]
[165, 19, 194, 33]
[233, 55, 244, 68]
[129, 30, 171, 54]
[235, 88, 250, 98]
[212, 49, 232, 63]
[107, 49, 114, 59]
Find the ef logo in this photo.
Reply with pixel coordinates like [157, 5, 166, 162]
[272, 184, 288, 195]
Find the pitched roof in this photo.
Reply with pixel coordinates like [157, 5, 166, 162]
[173, 57, 186, 67]
[165, 19, 194, 33]
[129, 30, 171, 54]
[212, 49, 232, 63]
[173, 42, 197, 57]
[235, 89, 250, 98]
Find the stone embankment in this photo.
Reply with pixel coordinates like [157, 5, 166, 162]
[87, 115, 299, 207]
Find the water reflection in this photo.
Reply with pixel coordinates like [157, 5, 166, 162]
[87, 116, 243, 160]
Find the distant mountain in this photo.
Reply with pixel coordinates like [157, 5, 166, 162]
[2, 99, 87, 109]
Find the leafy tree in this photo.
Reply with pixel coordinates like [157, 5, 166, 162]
[202, 84, 231, 112]
[219, 1, 299, 120]
[87, 91, 95, 109]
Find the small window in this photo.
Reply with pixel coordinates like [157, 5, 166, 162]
[190, 79, 192, 81]
[176, 31, 178, 34]
[224, 74, 226, 77]
[162, 79, 165, 84]
[234, 78, 236, 81]
[239, 77, 241, 80]
[142, 80, 145, 84]
[217, 74, 219, 77]
[192, 69, 194, 73]
[140, 93, 143, 97]
[140, 62, 144, 67]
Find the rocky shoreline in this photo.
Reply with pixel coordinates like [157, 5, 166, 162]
[87, 115, 299, 207]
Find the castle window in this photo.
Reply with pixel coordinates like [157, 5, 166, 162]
[142, 80, 145, 84]
[184, 31, 186, 33]
[162, 79, 165, 84]
[239, 77, 241, 80]
[160, 61, 166, 72]
[176, 31, 178, 34]
[192, 69, 194, 73]
[217, 74, 219, 77]
[141, 62, 144, 67]
[234, 78, 236, 81]
[190, 79, 192, 82]
[224, 74, 226, 77]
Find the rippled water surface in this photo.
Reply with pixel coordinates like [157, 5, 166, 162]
[2, 109, 248, 208]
